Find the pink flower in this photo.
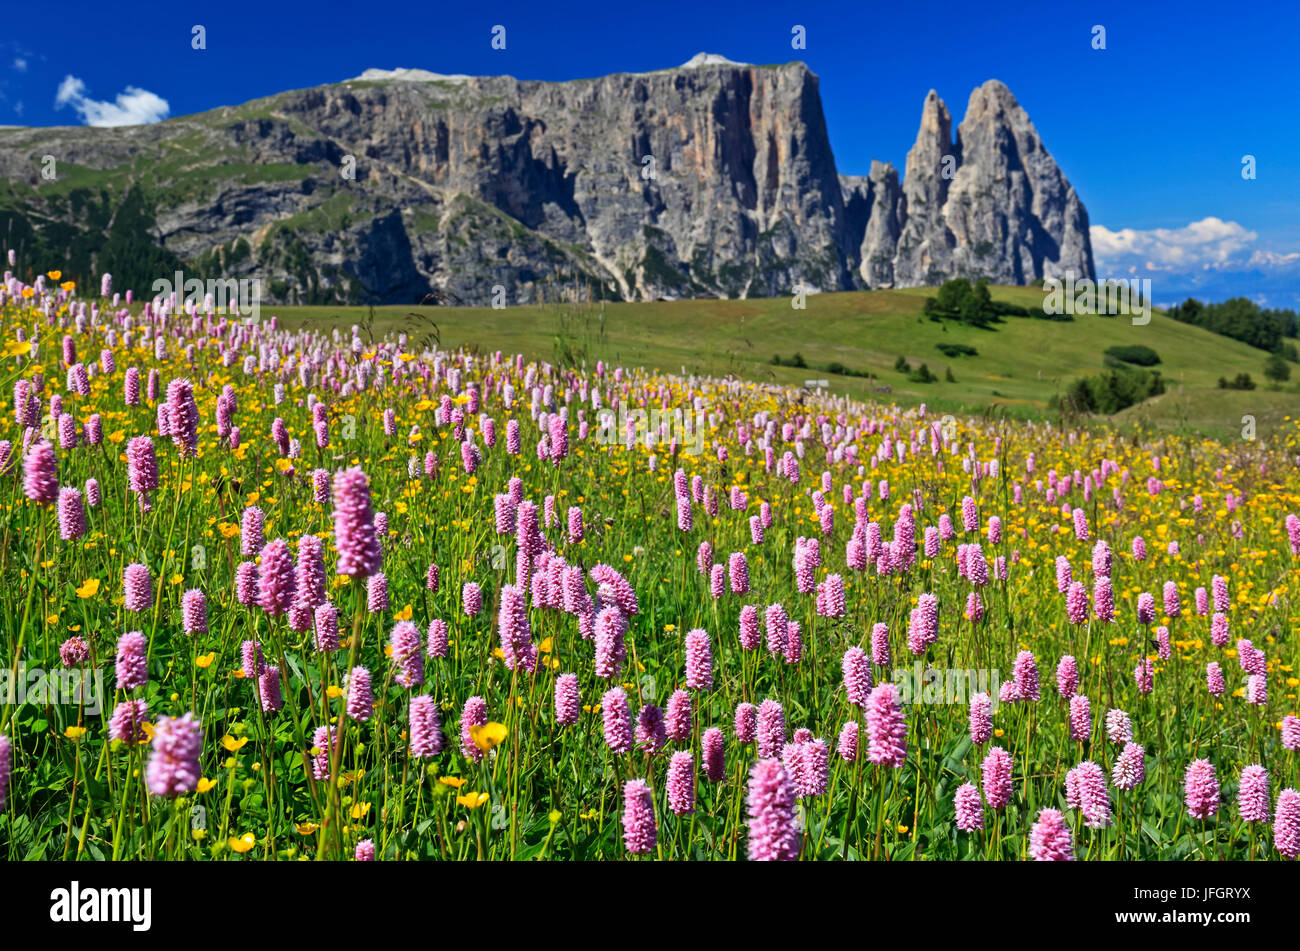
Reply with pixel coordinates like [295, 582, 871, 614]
[601, 688, 632, 754]
[1105, 708, 1132, 744]
[745, 759, 800, 861]
[636, 704, 667, 753]
[331, 467, 381, 577]
[738, 605, 760, 650]
[969, 692, 993, 745]
[871, 622, 890, 666]
[1282, 715, 1300, 752]
[954, 782, 983, 832]
[842, 646, 873, 708]
[459, 696, 488, 761]
[22, 439, 58, 505]
[115, 631, 148, 692]
[1065, 581, 1088, 625]
[1162, 581, 1181, 618]
[1029, 808, 1074, 861]
[1069, 694, 1091, 742]
[621, 779, 657, 854]
[345, 667, 374, 722]
[1073, 760, 1111, 828]
[1012, 650, 1040, 701]
[981, 746, 1014, 810]
[865, 684, 907, 768]
[764, 604, 788, 657]
[1184, 759, 1220, 820]
[1112, 743, 1145, 791]
[1056, 655, 1079, 699]
[816, 573, 846, 617]
[408, 695, 443, 758]
[734, 702, 757, 744]
[757, 699, 786, 759]
[684, 628, 713, 690]
[123, 562, 153, 612]
[906, 593, 938, 656]
[390, 620, 424, 688]
[1134, 657, 1154, 695]
[109, 699, 150, 744]
[1274, 788, 1300, 858]
[1206, 662, 1225, 696]
[145, 712, 202, 798]
[57, 487, 85, 540]
[257, 538, 295, 616]
[666, 751, 695, 816]
[1238, 765, 1270, 823]
[837, 722, 859, 762]
[702, 727, 726, 782]
[462, 581, 482, 617]
[554, 673, 580, 726]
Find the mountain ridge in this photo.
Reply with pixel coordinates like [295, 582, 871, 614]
[0, 61, 1095, 305]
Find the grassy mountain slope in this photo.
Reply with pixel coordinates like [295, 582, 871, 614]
[276, 284, 1297, 440]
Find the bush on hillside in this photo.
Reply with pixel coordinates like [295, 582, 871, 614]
[1218, 373, 1256, 390]
[1056, 366, 1166, 415]
[1104, 345, 1161, 366]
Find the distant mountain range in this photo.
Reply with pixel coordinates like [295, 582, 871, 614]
[0, 55, 1095, 305]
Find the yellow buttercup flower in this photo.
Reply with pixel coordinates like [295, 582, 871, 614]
[457, 791, 490, 809]
[228, 833, 256, 853]
[469, 722, 508, 752]
[75, 578, 100, 598]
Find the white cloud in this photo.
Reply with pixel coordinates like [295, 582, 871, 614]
[12, 57, 26, 72]
[54, 75, 169, 127]
[1091, 217, 1300, 307]
[1090, 217, 1260, 273]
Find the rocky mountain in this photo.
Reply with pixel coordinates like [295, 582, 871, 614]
[0, 59, 1094, 305]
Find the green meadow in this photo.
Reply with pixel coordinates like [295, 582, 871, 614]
[275, 285, 1297, 442]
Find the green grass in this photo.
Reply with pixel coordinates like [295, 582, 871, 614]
[273, 285, 1299, 441]
[268, 191, 358, 236]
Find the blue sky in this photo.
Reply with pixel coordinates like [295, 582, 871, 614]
[3, 0, 1298, 305]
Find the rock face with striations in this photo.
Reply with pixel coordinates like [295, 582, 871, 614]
[883, 81, 1093, 288]
[0, 62, 1093, 305]
[841, 160, 905, 288]
[941, 80, 1094, 286]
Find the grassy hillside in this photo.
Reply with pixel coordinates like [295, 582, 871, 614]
[274, 285, 1298, 441]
